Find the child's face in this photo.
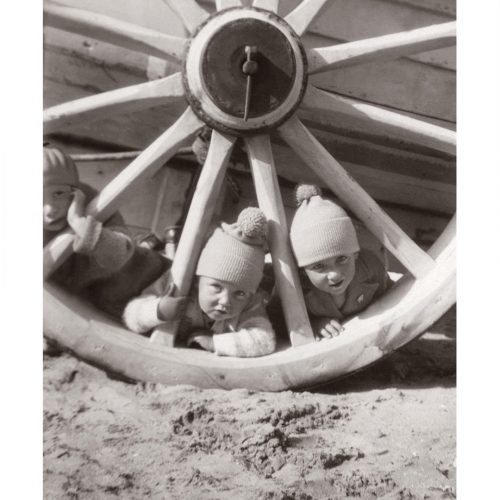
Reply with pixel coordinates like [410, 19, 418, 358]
[198, 276, 253, 321]
[304, 252, 358, 296]
[43, 185, 73, 231]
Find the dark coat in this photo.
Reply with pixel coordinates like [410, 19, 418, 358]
[44, 183, 168, 318]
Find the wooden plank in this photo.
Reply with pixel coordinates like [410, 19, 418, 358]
[284, 0, 329, 36]
[44, 1, 187, 63]
[215, 0, 243, 10]
[288, 124, 456, 183]
[271, 0, 455, 69]
[307, 21, 456, 74]
[300, 85, 456, 155]
[149, 167, 172, 234]
[162, 0, 210, 34]
[44, 72, 185, 134]
[301, 0, 456, 68]
[245, 135, 314, 346]
[43, 27, 177, 77]
[308, 54, 455, 123]
[299, 100, 455, 149]
[43, 47, 185, 149]
[87, 108, 202, 221]
[279, 116, 436, 278]
[253, 0, 279, 13]
[44, 108, 204, 280]
[391, 0, 456, 17]
[44, 0, 187, 37]
[269, 141, 455, 215]
[74, 158, 194, 237]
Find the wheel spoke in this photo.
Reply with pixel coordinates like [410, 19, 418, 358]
[44, 2, 187, 63]
[44, 108, 204, 280]
[44, 73, 185, 134]
[307, 21, 456, 74]
[161, 0, 209, 35]
[279, 116, 436, 278]
[284, 0, 329, 37]
[216, 0, 243, 11]
[245, 135, 314, 346]
[253, 0, 279, 13]
[300, 85, 456, 155]
[151, 130, 237, 346]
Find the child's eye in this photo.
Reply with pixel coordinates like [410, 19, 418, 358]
[337, 256, 349, 264]
[54, 191, 71, 200]
[234, 290, 247, 299]
[211, 284, 222, 292]
[309, 263, 324, 271]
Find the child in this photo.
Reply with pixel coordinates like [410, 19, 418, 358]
[123, 207, 277, 357]
[290, 185, 391, 340]
[43, 145, 167, 319]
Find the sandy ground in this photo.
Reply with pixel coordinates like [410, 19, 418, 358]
[43, 306, 455, 500]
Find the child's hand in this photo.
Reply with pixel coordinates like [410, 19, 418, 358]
[313, 317, 345, 340]
[157, 293, 189, 321]
[187, 332, 215, 352]
[66, 188, 87, 236]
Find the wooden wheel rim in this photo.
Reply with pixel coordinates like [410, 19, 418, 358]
[43, 0, 456, 390]
[43, 216, 455, 391]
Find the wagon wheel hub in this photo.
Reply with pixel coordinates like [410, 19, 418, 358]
[183, 8, 308, 136]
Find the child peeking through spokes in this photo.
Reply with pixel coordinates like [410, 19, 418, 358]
[290, 184, 392, 340]
[123, 207, 277, 358]
[43, 146, 167, 319]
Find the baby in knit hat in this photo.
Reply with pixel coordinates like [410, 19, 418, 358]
[123, 207, 277, 358]
[290, 185, 391, 339]
[43, 145, 167, 320]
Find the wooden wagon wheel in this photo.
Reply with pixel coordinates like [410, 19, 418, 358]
[43, 0, 456, 390]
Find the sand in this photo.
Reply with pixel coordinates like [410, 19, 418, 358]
[43, 306, 455, 500]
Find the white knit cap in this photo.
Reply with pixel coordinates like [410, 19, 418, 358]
[43, 146, 79, 188]
[196, 207, 267, 292]
[290, 185, 359, 267]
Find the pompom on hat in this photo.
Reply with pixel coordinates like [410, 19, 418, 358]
[43, 146, 79, 188]
[290, 184, 359, 267]
[196, 207, 268, 293]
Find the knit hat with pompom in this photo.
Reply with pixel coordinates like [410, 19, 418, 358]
[196, 207, 268, 292]
[290, 184, 359, 267]
[43, 146, 79, 188]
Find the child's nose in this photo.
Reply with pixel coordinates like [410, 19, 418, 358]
[218, 290, 230, 305]
[44, 204, 58, 217]
[327, 269, 342, 280]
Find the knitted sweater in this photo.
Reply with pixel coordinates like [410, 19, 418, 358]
[123, 273, 277, 358]
[44, 184, 168, 318]
[304, 249, 392, 323]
